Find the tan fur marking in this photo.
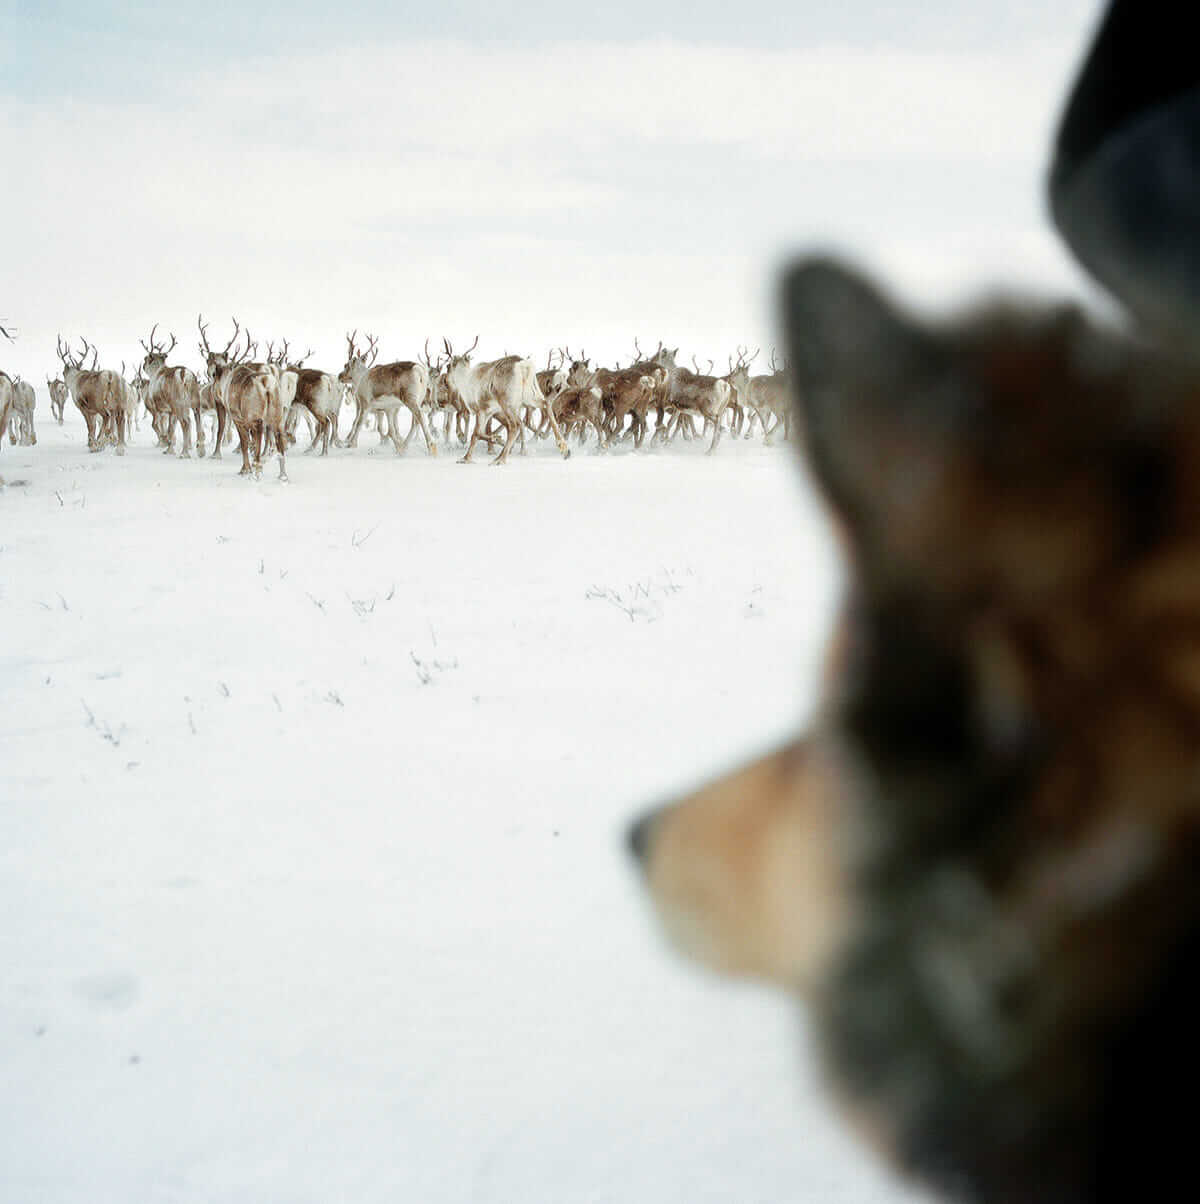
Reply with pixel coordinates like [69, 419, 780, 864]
[644, 740, 847, 987]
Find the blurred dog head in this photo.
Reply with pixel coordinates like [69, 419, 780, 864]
[630, 257, 1200, 1202]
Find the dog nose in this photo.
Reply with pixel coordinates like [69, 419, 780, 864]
[627, 810, 658, 867]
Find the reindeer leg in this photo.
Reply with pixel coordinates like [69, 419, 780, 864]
[382, 408, 403, 455]
[707, 410, 724, 455]
[235, 423, 251, 475]
[345, 400, 365, 449]
[490, 416, 520, 466]
[406, 399, 437, 456]
[459, 412, 483, 463]
[539, 396, 571, 460]
[212, 403, 226, 460]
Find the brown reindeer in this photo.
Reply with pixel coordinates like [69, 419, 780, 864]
[225, 358, 287, 481]
[142, 325, 204, 458]
[197, 315, 248, 460]
[443, 336, 570, 464]
[592, 363, 657, 449]
[660, 356, 733, 453]
[551, 369, 607, 449]
[284, 348, 343, 456]
[340, 332, 438, 456]
[57, 337, 125, 454]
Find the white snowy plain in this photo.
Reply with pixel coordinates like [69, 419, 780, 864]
[0, 411, 923, 1204]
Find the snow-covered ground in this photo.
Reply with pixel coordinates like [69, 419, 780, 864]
[1, 413, 921, 1203]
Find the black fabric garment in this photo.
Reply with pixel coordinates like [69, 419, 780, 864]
[1049, 0, 1200, 340]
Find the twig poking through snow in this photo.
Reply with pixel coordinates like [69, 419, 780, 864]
[351, 525, 379, 549]
[410, 649, 459, 685]
[347, 594, 376, 618]
[81, 699, 124, 747]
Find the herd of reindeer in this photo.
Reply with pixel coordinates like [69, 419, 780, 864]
[0, 317, 794, 478]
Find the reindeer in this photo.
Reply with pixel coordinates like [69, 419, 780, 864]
[593, 362, 657, 449]
[98, 362, 141, 447]
[280, 346, 342, 456]
[198, 320, 286, 478]
[141, 325, 203, 457]
[339, 332, 438, 456]
[0, 371, 12, 447]
[418, 339, 464, 445]
[719, 346, 759, 438]
[551, 369, 608, 449]
[530, 348, 569, 436]
[755, 350, 793, 444]
[613, 342, 672, 441]
[443, 336, 570, 464]
[197, 315, 250, 460]
[563, 348, 592, 390]
[46, 377, 68, 425]
[57, 337, 125, 454]
[6, 378, 36, 445]
[659, 353, 733, 453]
[731, 349, 791, 443]
[224, 357, 287, 481]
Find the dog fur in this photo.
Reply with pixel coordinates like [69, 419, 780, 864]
[630, 257, 1200, 1204]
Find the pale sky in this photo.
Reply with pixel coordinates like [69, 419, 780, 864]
[2, 0, 1106, 383]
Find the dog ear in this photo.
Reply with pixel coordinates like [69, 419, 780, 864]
[780, 256, 961, 571]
